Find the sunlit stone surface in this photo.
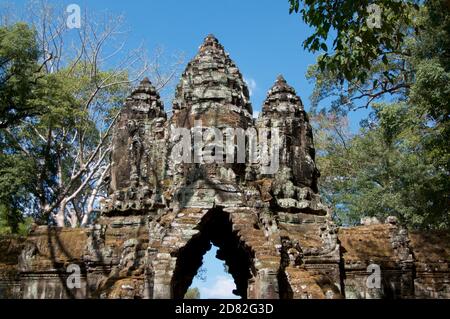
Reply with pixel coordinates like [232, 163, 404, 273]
[0, 35, 449, 299]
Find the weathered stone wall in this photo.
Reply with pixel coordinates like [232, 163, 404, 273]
[0, 236, 23, 298]
[1, 220, 449, 299]
[16, 227, 89, 299]
[339, 218, 414, 299]
[409, 231, 450, 298]
[0, 34, 449, 299]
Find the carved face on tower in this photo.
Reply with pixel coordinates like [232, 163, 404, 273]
[106, 35, 321, 216]
[257, 75, 319, 192]
[109, 78, 167, 194]
[168, 35, 254, 187]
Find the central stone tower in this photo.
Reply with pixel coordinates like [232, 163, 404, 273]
[2, 35, 446, 301]
[167, 35, 254, 206]
[98, 34, 340, 299]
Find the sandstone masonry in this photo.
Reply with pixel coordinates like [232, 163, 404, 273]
[0, 35, 449, 299]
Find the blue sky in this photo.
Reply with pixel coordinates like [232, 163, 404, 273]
[9, 0, 371, 298]
[9, 0, 370, 130]
[80, 0, 319, 115]
[193, 246, 240, 299]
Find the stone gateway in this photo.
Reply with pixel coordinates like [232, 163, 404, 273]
[0, 35, 449, 299]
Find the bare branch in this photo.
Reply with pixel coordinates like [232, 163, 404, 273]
[81, 163, 110, 226]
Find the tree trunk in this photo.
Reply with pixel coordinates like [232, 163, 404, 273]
[54, 202, 67, 227]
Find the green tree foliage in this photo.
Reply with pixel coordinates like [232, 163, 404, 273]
[0, 1, 180, 231]
[0, 23, 43, 128]
[409, 0, 450, 173]
[0, 21, 85, 230]
[15, 65, 127, 224]
[0, 204, 33, 236]
[0, 23, 44, 232]
[312, 104, 449, 229]
[184, 287, 201, 299]
[295, 0, 450, 229]
[0, 5, 137, 229]
[0, 152, 37, 233]
[289, 0, 419, 82]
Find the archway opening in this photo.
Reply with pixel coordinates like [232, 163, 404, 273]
[171, 208, 255, 299]
[186, 245, 240, 299]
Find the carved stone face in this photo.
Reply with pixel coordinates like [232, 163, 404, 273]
[3, 36, 445, 302]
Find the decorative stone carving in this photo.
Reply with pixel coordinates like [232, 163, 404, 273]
[104, 77, 168, 215]
[0, 35, 449, 300]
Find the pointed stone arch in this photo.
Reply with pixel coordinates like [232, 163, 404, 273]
[171, 207, 255, 299]
[148, 207, 281, 299]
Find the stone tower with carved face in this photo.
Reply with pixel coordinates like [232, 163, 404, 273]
[1, 35, 447, 300]
[101, 35, 340, 299]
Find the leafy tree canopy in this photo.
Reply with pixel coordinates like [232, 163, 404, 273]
[296, 0, 450, 229]
[0, 23, 44, 128]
